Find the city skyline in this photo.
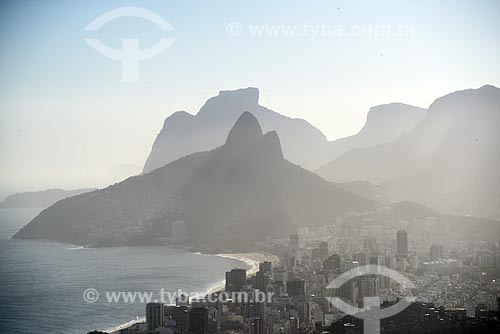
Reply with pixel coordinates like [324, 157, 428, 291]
[1, 1, 500, 333]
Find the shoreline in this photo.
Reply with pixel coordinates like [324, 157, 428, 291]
[107, 251, 278, 334]
[216, 252, 280, 276]
[206, 252, 280, 294]
[106, 317, 145, 334]
[193, 252, 281, 295]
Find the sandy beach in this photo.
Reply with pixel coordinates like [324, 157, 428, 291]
[202, 252, 280, 295]
[109, 251, 279, 333]
[217, 252, 280, 275]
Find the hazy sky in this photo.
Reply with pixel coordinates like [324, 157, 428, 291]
[1, 0, 499, 193]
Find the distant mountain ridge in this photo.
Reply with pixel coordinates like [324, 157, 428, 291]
[14, 113, 375, 250]
[143, 88, 425, 172]
[0, 188, 95, 209]
[326, 103, 426, 161]
[318, 85, 500, 218]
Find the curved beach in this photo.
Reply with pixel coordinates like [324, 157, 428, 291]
[107, 252, 279, 333]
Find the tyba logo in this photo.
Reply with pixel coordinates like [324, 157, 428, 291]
[84, 7, 175, 82]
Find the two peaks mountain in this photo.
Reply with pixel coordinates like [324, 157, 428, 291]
[225, 111, 281, 157]
[14, 113, 373, 249]
[143, 88, 426, 172]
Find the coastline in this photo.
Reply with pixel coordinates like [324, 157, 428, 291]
[216, 252, 280, 276]
[204, 252, 281, 294]
[197, 252, 279, 295]
[107, 251, 279, 334]
[106, 317, 145, 334]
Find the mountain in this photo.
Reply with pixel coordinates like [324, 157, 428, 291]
[97, 164, 142, 183]
[0, 188, 95, 209]
[326, 103, 426, 161]
[13, 112, 375, 250]
[80, 164, 142, 188]
[334, 180, 390, 203]
[143, 88, 425, 173]
[143, 88, 330, 172]
[317, 85, 500, 218]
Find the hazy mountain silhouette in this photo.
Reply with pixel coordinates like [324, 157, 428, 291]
[14, 112, 374, 250]
[318, 85, 500, 217]
[326, 103, 426, 161]
[334, 180, 390, 203]
[143, 88, 329, 172]
[0, 188, 95, 209]
[81, 163, 142, 188]
[143, 88, 425, 172]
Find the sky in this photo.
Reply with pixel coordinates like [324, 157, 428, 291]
[1, 0, 500, 194]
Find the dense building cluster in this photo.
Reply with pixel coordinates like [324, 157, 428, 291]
[113, 208, 500, 334]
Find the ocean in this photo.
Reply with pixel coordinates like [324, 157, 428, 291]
[0, 208, 249, 334]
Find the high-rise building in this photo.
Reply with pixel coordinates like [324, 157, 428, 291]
[395, 256, 407, 272]
[369, 253, 385, 267]
[290, 234, 300, 250]
[170, 306, 189, 334]
[207, 318, 218, 334]
[478, 252, 495, 268]
[253, 271, 270, 292]
[250, 317, 266, 334]
[319, 241, 329, 260]
[360, 277, 378, 298]
[323, 254, 341, 272]
[286, 278, 305, 297]
[259, 261, 272, 275]
[385, 255, 394, 269]
[232, 268, 247, 291]
[273, 267, 287, 283]
[245, 302, 265, 319]
[363, 237, 378, 253]
[497, 296, 500, 317]
[369, 253, 388, 289]
[176, 294, 190, 306]
[338, 281, 357, 301]
[353, 252, 367, 265]
[397, 230, 408, 257]
[146, 303, 165, 331]
[188, 307, 208, 334]
[272, 281, 285, 296]
[225, 268, 247, 292]
[289, 317, 298, 334]
[430, 244, 444, 261]
[344, 260, 360, 271]
[225, 271, 233, 291]
[311, 248, 321, 260]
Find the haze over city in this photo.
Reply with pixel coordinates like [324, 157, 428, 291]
[1, 1, 500, 334]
